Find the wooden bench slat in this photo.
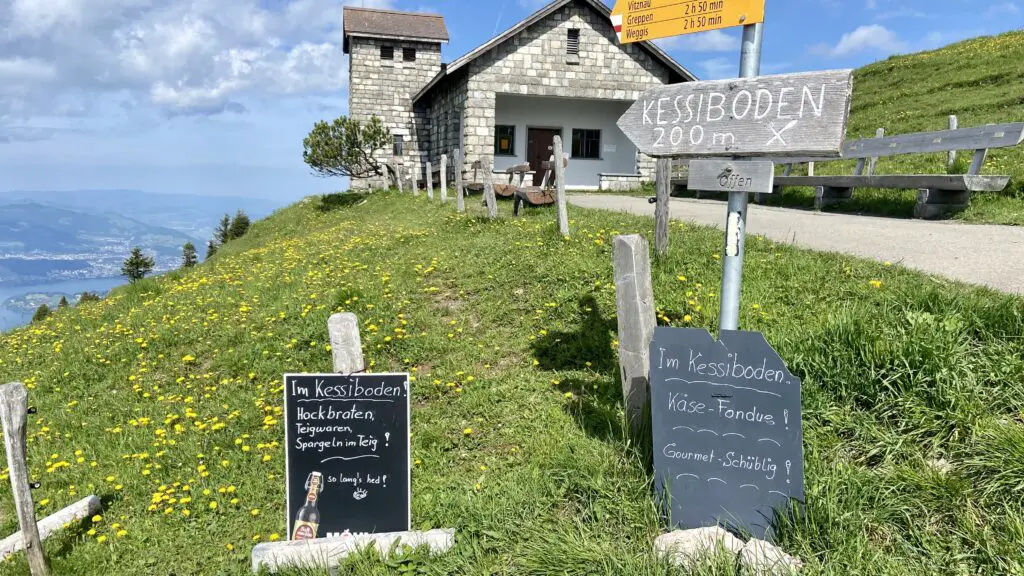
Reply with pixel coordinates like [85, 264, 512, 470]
[505, 163, 531, 174]
[773, 174, 1010, 192]
[540, 157, 569, 170]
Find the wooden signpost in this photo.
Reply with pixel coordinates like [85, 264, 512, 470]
[616, 69, 854, 159]
[611, 0, 766, 44]
[283, 373, 411, 539]
[688, 159, 775, 195]
[610, 0, 847, 550]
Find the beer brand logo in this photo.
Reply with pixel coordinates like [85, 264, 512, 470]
[293, 523, 317, 540]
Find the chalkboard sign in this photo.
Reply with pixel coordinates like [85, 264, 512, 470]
[649, 328, 804, 541]
[283, 373, 410, 540]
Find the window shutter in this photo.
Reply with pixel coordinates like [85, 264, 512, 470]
[567, 29, 580, 55]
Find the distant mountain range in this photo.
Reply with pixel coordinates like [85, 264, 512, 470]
[0, 190, 287, 285]
[0, 189, 284, 243]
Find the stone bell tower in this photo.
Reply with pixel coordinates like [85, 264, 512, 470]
[343, 7, 449, 189]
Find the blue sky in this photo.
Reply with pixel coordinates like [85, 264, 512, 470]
[0, 0, 1020, 203]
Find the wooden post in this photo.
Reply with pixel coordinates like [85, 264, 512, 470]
[0, 383, 50, 576]
[867, 128, 884, 176]
[613, 236, 656, 437]
[327, 313, 364, 374]
[552, 136, 569, 236]
[454, 149, 465, 213]
[654, 158, 671, 257]
[440, 154, 448, 203]
[948, 115, 959, 168]
[482, 159, 497, 219]
[426, 162, 434, 200]
[969, 148, 989, 175]
[411, 160, 419, 196]
[394, 162, 404, 193]
[0, 496, 101, 561]
[807, 162, 815, 177]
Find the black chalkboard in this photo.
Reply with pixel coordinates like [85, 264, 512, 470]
[284, 373, 410, 539]
[649, 328, 804, 541]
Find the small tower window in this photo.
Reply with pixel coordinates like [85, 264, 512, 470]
[381, 46, 394, 60]
[403, 48, 417, 62]
[567, 29, 580, 55]
[393, 134, 404, 156]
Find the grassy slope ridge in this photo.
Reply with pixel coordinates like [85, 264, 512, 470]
[1, 192, 1023, 575]
[757, 30, 1024, 224]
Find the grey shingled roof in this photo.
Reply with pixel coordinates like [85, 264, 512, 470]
[342, 7, 449, 52]
[412, 0, 696, 104]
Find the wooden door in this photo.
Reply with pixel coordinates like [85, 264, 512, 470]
[527, 128, 561, 176]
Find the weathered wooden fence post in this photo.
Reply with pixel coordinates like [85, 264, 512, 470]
[411, 160, 419, 196]
[654, 158, 671, 257]
[327, 313, 364, 374]
[0, 496, 101, 561]
[807, 161, 814, 176]
[948, 115, 958, 168]
[426, 162, 434, 200]
[553, 136, 570, 236]
[482, 159, 497, 219]
[393, 162, 404, 193]
[454, 149, 465, 213]
[0, 383, 50, 576]
[613, 236, 657, 437]
[440, 154, 449, 203]
[867, 128, 884, 176]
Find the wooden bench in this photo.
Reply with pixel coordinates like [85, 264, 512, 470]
[495, 163, 532, 198]
[512, 155, 568, 216]
[668, 122, 1024, 219]
[766, 122, 1024, 218]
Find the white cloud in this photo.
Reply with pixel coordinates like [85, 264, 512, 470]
[875, 8, 933, 20]
[810, 24, 908, 58]
[655, 29, 741, 52]
[866, 0, 876, 9]
[984, 2, 1019, 17]
[698, 58, 736, 80]
[0, 0, 394, 121]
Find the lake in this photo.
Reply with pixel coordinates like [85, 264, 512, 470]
[0, 277, 129, 333]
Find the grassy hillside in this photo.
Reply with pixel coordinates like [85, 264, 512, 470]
[1, 192, 1023, 575]
[760, 30, 1024, 224]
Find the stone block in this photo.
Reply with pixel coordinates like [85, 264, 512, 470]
[738, 539, 803, 575]
[654, 528, 745, 569]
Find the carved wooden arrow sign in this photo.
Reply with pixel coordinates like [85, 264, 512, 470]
[617, 69, 855, 159]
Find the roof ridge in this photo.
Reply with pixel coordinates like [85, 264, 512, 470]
[342, 6, 444, 19]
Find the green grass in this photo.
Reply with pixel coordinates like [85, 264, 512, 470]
[761, 30, 1024, 224]
[583, 31, 1024, 224]
[1, 191, 1023, 575]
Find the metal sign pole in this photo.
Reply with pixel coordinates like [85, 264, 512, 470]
[718, 22, 763, 332]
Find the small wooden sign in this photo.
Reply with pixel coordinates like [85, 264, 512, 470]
[611, 0, 766, 44]
[688, 159, 775, 194]
[618, 70, 854, 158]
[284, 373, 410, 540]
[649, 328, 804, 541]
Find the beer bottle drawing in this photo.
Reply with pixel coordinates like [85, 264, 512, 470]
[292, 471, 323, 540]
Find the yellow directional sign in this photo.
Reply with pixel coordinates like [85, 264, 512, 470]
[610, 0, 765, 44]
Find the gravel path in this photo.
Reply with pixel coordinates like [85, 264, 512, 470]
[569, 194, 1024, 295]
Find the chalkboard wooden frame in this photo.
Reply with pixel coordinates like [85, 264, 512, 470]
[283, 372, 411, 539]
